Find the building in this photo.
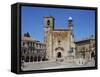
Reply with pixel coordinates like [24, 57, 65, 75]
[44, 16, 76, 62]
[21, 32, 47, 63]
[75, 35, 95, 61]
[21, 16, 95, 68]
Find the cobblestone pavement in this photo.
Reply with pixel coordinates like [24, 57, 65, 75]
[21, 59, 95, 71]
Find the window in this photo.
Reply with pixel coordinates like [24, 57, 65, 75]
[58, 40, 61, 45]
[24, 49, 26, 53]
[32, 43, 34, 47]
[23, 42, 25, 46]
[47, 20, 50, 25]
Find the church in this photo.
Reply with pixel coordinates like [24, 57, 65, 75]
[21, 16, 95, 71]
[44, 16, 76, 62]
[21, 16, 76, 64]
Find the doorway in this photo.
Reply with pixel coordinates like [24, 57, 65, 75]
[57, 52, 61, 58]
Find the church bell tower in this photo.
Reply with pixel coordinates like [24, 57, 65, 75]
[44, 16, 54, 29]
[44, 16, 55, 60]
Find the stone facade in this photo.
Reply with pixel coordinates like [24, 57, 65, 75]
[21, 33, 47, 63]
[75, 35, 95, 61]
[44, 16, 76, 62]
[21, 16, 96, 70]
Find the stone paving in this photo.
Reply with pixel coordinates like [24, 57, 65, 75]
[21, 59, 95, 71]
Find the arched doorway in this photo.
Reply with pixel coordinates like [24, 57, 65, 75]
[55, 47, 63, 58]
[21, 56, 25, 61]
[30, 56, 33, 62]
[55, 47, 64, 62]
[34, 56, 37, 62]
[25, 56, 29, 62]
[38, 56, 41, 62]
[57, 52, 61, 58]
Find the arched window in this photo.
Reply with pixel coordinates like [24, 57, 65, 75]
[47, 20, 50, 25]
[58, 40, 61, 45]
[24, 49, 26, 54]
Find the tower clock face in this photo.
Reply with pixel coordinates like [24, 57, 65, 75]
[47, 20, 50, 25]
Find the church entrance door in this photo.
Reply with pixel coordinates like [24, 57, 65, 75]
[55, 47, 64, 62]
[57, 52, 61, 58]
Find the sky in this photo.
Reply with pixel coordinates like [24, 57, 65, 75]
[21, 6, 95, 42]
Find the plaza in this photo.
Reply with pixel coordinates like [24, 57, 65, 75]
[22, 58, 95, 71]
